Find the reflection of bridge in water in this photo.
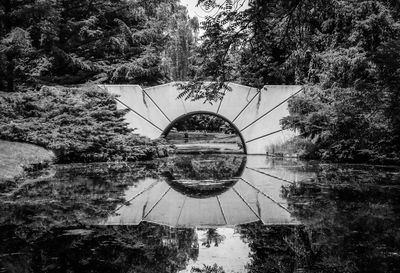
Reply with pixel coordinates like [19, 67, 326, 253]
[101, 82, 303, 154]
[101, 83, 309, 226]
[105, 156, 316, 227]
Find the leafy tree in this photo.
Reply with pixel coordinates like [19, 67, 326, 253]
[186, 0, 400, 163]
[163, 6, 199, 81]
[0, 0, 52, 91]
[0, 0, 199, 91]
[171, 113, 236, 133]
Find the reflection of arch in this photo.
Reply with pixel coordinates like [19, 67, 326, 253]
[161, 111, 247, 154]
[105, 156, 305, 227]
[167, 179, 237, 199]
[164, 155, 247, 198]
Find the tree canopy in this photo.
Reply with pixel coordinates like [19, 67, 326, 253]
[182, 0, 400, 163]
[0, 0, 199, 91]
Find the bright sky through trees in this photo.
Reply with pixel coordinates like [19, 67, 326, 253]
[180, 0, 249, 22]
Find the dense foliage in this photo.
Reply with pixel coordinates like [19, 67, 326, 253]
[0, 0, 198, 92]
[184, 0, 400, 163]
[0, 86, 169, 162]
[0, 0, 198, 163]
[2, 0, 400, 163]
[171, 113, 236, 133]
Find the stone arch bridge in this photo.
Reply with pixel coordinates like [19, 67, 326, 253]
[101, 82, 303, 154]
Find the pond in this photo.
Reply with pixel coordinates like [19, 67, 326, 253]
[1, 155, 399, 273]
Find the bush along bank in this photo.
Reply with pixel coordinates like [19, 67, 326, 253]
[281, 86, 400, 165]
[0, 85, 175, 163]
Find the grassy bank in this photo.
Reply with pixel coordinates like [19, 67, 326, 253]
[165, 131, 243, 154]
[0, 140, 55, 182]
[166, 131, 241, 144]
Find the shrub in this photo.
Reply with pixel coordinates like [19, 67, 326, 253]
[281, 86, 400, 164]
[0, 85, 170, 163]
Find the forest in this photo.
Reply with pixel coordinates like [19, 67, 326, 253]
[1, 0, 400, 164]
[0, 0, 199, 90]
[0, 0, 198, 163]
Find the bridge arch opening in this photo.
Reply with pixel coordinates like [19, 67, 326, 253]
[161, 111, 247, 154]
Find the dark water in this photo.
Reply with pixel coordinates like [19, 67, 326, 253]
[1, 155, 400, 273]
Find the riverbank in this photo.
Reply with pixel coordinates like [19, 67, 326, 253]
[0, 140, 55, 184]
[166, 131, 241, 144]
[266, 136, 400, 165]
[166, 131, 243, 154]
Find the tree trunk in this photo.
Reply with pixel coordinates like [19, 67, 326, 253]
[6, 54, 15, 92]
[3, 0, 14, 92]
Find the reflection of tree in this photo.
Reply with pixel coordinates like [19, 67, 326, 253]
[0, 223, 199, 273]
[201, 229, 225, 247]
[166, 154, 246, 180]
[238, 223, 311, 273]
[0, 161, 204, 272]
[0, 162, 155, 238]
[158, 155, 247, 198]
[239, 165, 400, 273]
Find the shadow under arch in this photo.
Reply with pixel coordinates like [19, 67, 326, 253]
[161, 111, 247, 154]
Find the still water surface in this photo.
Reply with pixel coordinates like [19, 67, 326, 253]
[0, 155, 399, 273]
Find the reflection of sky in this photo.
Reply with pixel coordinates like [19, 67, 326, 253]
[180, 228, 251, 273]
